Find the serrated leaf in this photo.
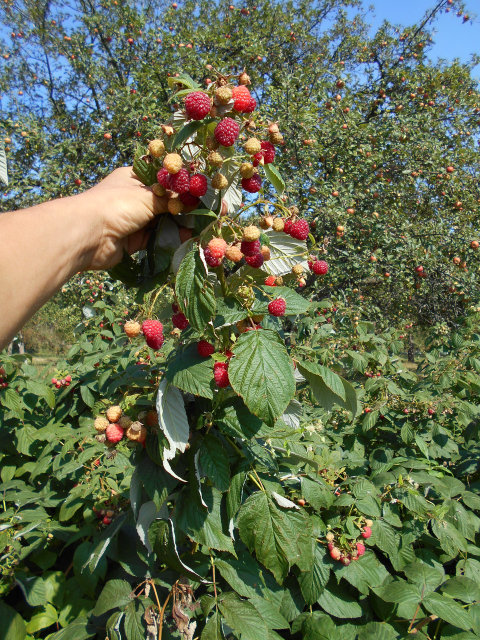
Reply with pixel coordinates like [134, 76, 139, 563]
[0, 601, 26, 639]
[47, 618, 96, 640]
[317, 581, 363, 619]
[298, 360, 357, 417]
[263, 163, 285, 195]
[165, 343, 214, 399]
[253, 286, 311, 316]
[423, 592, 473, 631]
[262, 230, 307, 277]
[0, 140, 8, 186]
[216, 397, 265, 439]
[172, 120, 206, 149]
[298, 545, 330, 604]
[198, 433, 230, 491]
[93, 580, 132, 616]
[229, 330, 295, 427]
[167, 73, 201, 90]
[219, 592, 269, 640]
[156, 379, 190, 481]
[202, 612, 225, 639]
[176, 247, 216, 332]
[133, 153, 157, 185]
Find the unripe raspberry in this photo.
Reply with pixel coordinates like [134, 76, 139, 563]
[106, 423, 124, 443]
[242, 225, 260, 242]
[341, 556, 351, 566]
[329, 547, 341, 561]
[232, 85, 252, 112]
[365, 519, 373, 527]
[265, 275, 276, 286]
[269, 131, 284, 145]
[260, 216, 274, 229]
[260, 245, 270, 261]
[215, 85, 233, 104]
[240, 239, 260, 256]
[148, 139, 165, 157]
[214, 361, 229, 388]
[240, 162, 255, 178]
[151, 183, 167, 197]
[312, 260, 329, 275]
[157, 168, 172, 188]
[94, 416, 109, 432]
[170, 168, 191, 194]
[242, 174, 262, 193]
[126, 423, 147, 443]
[211, 172, 228, 190]
[272, 217, 285, 232]
[244, 137, 261, 155]
[290, 219, 310, 240]
[326, 532, 335, 542]
[225, 245, 244, 262]
[106, 406, 122, 423]
[124, 320, 141, 338]
[214, 117, 240, 147]
[204, 246, 223, 267]
[238, 71, 251, 86]
[245, 253, 264, 268]
[163, 153, 183, 174]
[145, 410, 157, 427]
[268, 122, 280, 134]
[172, 312, 189, 330]
[268, 297, 286, 317]
[197, 340, 215, 357]
[96, 434, 106, 443]
[189, 173, 208, 197]
[167, 197, 184, 215]
[361, 526, 372, 539]
[275, 276, 283, 286]
[118, 415, 132, 429]
[292, 264, 304, 275]
[207, 237, 228, 258]
[205, 136, 219, 151]
[208, 151, 224, 167]
[184, 91, 211, 120]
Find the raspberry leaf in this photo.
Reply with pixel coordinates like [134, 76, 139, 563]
[262, 230, 308, 277]
[167, 73, 200, 90]
[219, 592, 269, 640]
[133, 148, 157, 186]
[165, 344, 214, 399]
[0, 140, 8, 186]
[297, 360, 358, 418]
[198, 433, 230, 492]
[156, 379, 190, 481]
[263, 163, 285, 195]
[229, 330, 295, 427]
[176, 247, 216, 333]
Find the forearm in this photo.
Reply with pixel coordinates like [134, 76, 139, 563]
[0, 195, 98, 349]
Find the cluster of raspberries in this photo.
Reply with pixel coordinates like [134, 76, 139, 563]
[184, 85, 256, 121]
[258, 214, 310, 241]
[203, 224, 271, 270]
[93, 405, 149, 445]
[157, 158, 207, 203]
[307, 257, 329, 275]
[326, 522, 372, 566]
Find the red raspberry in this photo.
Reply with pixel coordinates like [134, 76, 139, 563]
[172, 302, 179, 313]
[241, 174, 262, 193]
[264, 275, 276, 286]
[172, 312, 189, 330]
[102, 516, 112, 525]
[312, 260, 329, 275]
[157, 168, 172, 188]
[179, 192, 200, 207]
[105, 423, 124, 443]
[244, 96, 256, 113]
[214, 361, 229, 388]
[185, 91, 211, 120]
[142, 319, 164, 350]
[327, 542, 334, 551]
[283, 218, 293, 234]
[214, 117, 240, 147]
[232, 85, 252, 112]
[356, 542, 366, 556]
[329, 547, 341, 561]
[268, 297, 286, 317]
[170, 168, 191, 194]
[289, 219, 310, 240]
[189, 173, 208, 197]
[361, 526, 372, 539]
[197, 340, 215, 357]
[204, 246, 223, 267]
[260, 141, 275, 163]
[207, 237, 227, 259]
[245, 253, 264, 268]
[240, 239, 260, 256]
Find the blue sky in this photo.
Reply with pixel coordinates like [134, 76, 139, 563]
[367, 0, 479, 76]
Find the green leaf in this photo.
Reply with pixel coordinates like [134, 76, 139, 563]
[262, 230, 307, 277]
[337, 552, 389, 596]
[198, 433, 230, 492]
[358, 622, 398, 640]
[165, 343, 214, 399]
[301, 477, 334, 510]
[263, 163, 285, 195]
[167, 73, 201, 90]
[156, 378, 190, 481]
[442, 577, 480, 603]
[229, 330, 295, 427]
[317, 581, 363, 619]
[237, 491, 307, 584]
[93, 579, 132, 616]
[15, 572, 47, 606]
[214, 297, 249, 328]
[202, 612, 225, 640]
[216, 396, 266, 439]
[2, 387, 22, 414]
[47, 618, 96, 640]
[0, 601, 26, 640]
[176, 247, 216, 332]
[298, 360, 358, 417]
[25, 603, 58, 633]
[377, 580, 422, 606]
[403, 560, 445, 594]
[249, 594, 289, 629]
[423, 592, 473, 631]
[172, 120, 206, 149]
[431, 519, 468, 556]
[133, 153, 157, 186]
[298, 545, 330, 604]
[253, 286, 311, 316]
[219, 592, 269, 640]
[124, 600, 151, 640]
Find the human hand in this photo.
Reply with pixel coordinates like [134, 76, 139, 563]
[80, 166, 167, 270]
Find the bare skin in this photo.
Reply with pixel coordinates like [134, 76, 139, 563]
[0, 167, 167, 349]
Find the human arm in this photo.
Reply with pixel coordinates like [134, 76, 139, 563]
[0, 167, 165, 349]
